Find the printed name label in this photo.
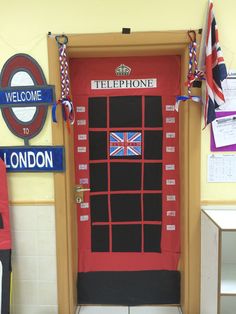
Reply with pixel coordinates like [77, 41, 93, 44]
[77, 106, 85, 112]
[166, 146, 175, 153]
[167, 225, 176, 231]
[80, 202, 89, 209]
[91, 78, 157, 90]
[166, 105, 175, 111]
[77, 119, 86, 125]
[80, 178, 88, 184]
[167, 195, 176, 201]
[166, 179, 176, 185]
[165, 164, 175, 171]
[78, 164, 88, 170]
[167, 211, 176, 217]
[166, 117, 175, 123]
[77, 147, 86, 153]
[80, 215, 89, 221]
[166, 132, 176, 139]
[78, 134, 87, 140]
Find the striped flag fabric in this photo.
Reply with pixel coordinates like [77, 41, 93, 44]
[110, 132, 142, 157]
[199, 0, 227, 126]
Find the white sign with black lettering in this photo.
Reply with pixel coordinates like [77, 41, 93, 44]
[91, 78, 157, 90]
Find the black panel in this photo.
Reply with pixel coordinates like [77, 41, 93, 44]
[0, 250, 11, 313]
[111, 194, 141, 222]
[91, 226, 109, 252]
[110, 163, 141, 191]
[144, 131, 163, 160]
[89, 97, 107, 128]
[145, 96, 162, 127]
[143, 194, 162, 221]
[78, 270, 180, 305]
[112, 225, 141, 252]
[90, 163, 108, 192]
[0, 213, 3, 228]
[144, 163, 162, 190]
[89, 131, 107, 160]
[90, 195, 109, 222]
[144, 224, 162, 252]
[110, 96, 142, 127]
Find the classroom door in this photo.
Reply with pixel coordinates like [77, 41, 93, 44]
[70, 56, 181, 305]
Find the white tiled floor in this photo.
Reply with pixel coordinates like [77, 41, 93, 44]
[76, 306, 182, 314]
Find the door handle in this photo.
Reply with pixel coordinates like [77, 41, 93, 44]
[75, 186, 91, 193]
[75, 185, 90, 204]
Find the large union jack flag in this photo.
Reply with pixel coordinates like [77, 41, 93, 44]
[199, 0, 227, 126]
[110, 132, 142, 157]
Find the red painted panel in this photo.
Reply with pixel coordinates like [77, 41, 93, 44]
[70, 56, 180, 272]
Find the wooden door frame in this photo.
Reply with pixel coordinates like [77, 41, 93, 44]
[47, 31, 201, 314]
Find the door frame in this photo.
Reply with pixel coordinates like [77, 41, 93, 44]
[47, 31, 201, 314]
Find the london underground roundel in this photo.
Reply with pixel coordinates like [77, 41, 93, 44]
[0, 54, 55, 145]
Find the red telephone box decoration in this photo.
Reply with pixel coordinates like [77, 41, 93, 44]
[70, 56, 181, 305]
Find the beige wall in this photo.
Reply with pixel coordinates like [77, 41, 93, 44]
[1, 0, 236, 203]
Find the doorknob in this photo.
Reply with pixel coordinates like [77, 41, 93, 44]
[75, 186, 90, 193]
[75, 185, 90, 204]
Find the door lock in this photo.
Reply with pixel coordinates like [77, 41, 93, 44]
[75, 185, 90, 204]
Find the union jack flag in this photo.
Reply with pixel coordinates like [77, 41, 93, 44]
[199, 0, 227, 126]
[110, 132, 142, 157]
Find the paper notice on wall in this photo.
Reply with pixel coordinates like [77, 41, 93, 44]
[220, 70, 236, 111]
[208, 154, 236, 182]
[212, 114, 236, 147]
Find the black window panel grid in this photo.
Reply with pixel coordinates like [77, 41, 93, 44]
[111, 194, 141, 222]
[110, 163, 142, 191]
[90, 163, 108, 192]
[89, 131, 107, 160]
[144, 224, 162, 252]
[144, 163, 162, 190]
[110, 96, 142, 127]
[144, 131, 163, 160]
[89, 97, 107, 128]
[88, 95, 164, 253]
[112, 225, 142, 252]
[143, 194, 162, 221]
[145, 96, 163, 127]
[91, 226, 110, 252]
[90, 195, 109, 223]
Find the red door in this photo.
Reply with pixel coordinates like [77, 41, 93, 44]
[70, 56, 180, 305]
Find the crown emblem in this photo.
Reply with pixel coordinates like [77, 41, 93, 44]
[115, 64, 131, 76]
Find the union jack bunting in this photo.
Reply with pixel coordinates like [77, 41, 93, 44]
[199, 0, 227, 126]
[110, 132, 142, 157]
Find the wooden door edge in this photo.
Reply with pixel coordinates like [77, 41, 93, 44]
[47, 30, 201, 314]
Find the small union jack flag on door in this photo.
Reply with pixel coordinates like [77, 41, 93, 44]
[110, 132, 142, 157]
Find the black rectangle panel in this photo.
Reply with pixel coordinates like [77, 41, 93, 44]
[77, 270, 180, 305]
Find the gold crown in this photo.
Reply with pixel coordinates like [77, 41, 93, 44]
[115, 64, 131, 76]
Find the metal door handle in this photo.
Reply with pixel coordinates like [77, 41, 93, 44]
[75, 187, 91, 193]
[75, 185, 90, 204]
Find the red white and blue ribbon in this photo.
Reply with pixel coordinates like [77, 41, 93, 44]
[175, 31, 205, 111]
[52, 35, 75, 132]
[186, 30, 205, 95]
[175, 95, 201, 111]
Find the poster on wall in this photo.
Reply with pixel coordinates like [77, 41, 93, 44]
[0, 54, 65, 172]
[211, 71, 236, 152]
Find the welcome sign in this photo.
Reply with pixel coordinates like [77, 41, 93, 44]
[0, 54, 64, 172]
[0, 86, 55, 107]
